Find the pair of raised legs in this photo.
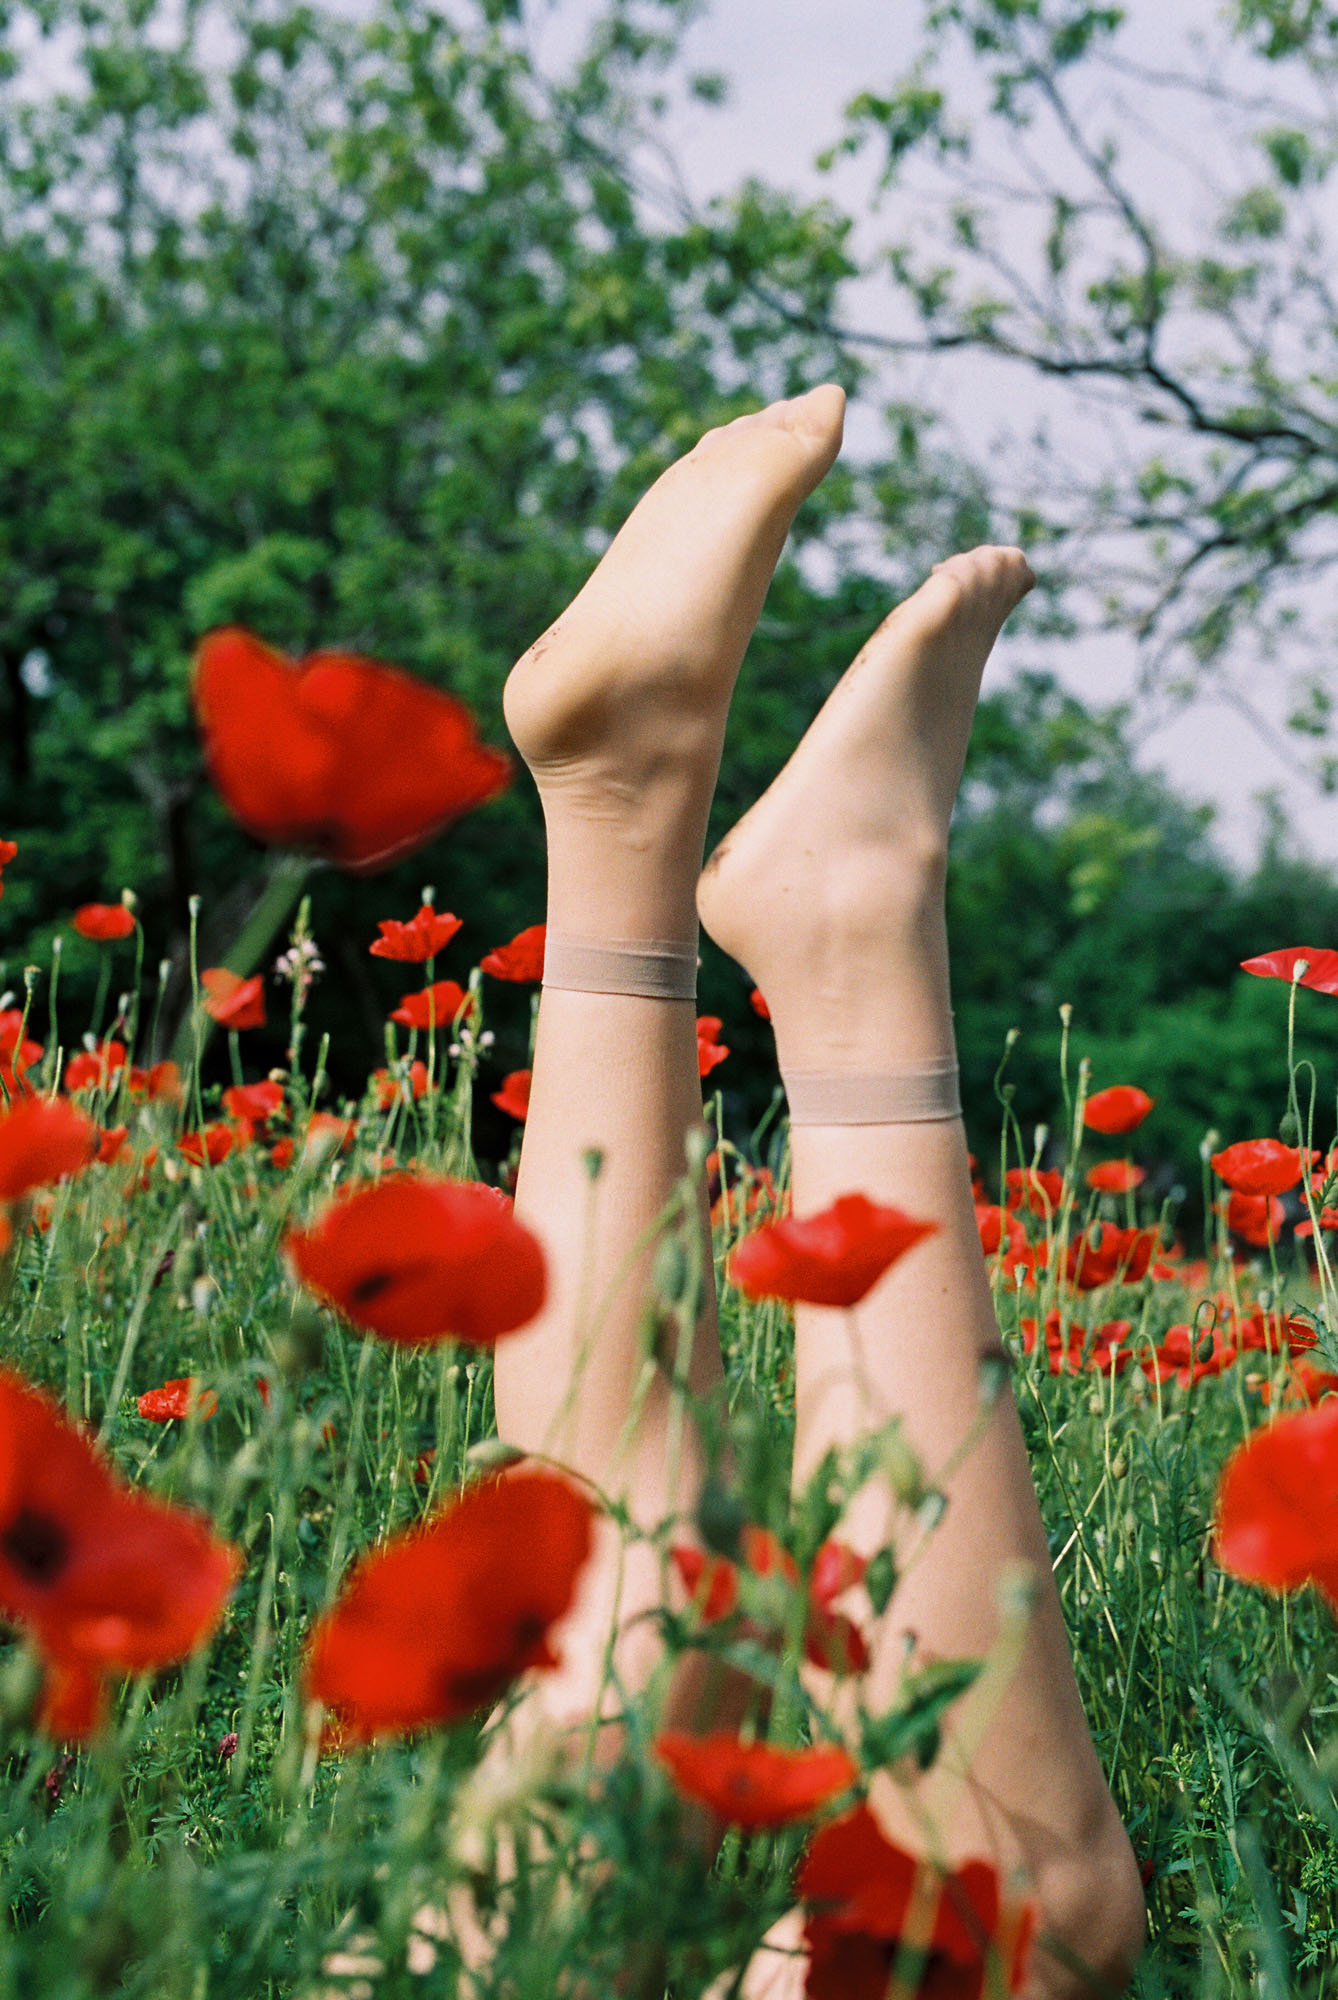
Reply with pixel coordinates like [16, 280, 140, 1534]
[491, 387, 1146, 1996]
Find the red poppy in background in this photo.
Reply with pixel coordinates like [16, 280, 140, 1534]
[729, 1194, 937, 1308]
[1224, 1191, 1285, 1248]
[64, 1042, 127, 1093]
[0, 1371, 240, 1736]
[1065, 1223, 1157, 1291]
[137, 1379, 219, 1423]
[0, 839, 16, 897]
[1210, 1139, 1303, 1197]
[1261, 1357, 1338, 1407]
[222, 1080, 285, 1125]
[286, 1175, 546, 1346]
[480, 924, 546, 982]
[671, 1544, 740, 1621]
[1003, 1166, 1064, 1216]
[179, 1123, 242, 1169]
[654, 1731, 857, 1829]
[696, 1017, 730, 1078]
[1084, 1086, 1155, 1135]
[1086, 1160, 1146, 1195]
[70, 904, 135, 943]
[95, 1125, 130, 1166]
[1140, 1324, 1237, 1390]
[369, 905, 463, 963]
[749, 988, 772, 1022]
[0, 1098, 96, 1205]
[975, 1204, 1025, 1257]
[128, 1060, 182, 1103]
[1241, 946, 1338, 996]
[372, 1061, 429, 1109]
[193, 627, 511, 872]
[0, 1011, 40, 1097]
[1234, 1310, 1317, 1355]
[491, 1070, 532, 1123]
[389, 981, 473, 1032]
[304, 1467, 596, 1741]
[797, 1804, 1035, 2000]
[1215, 1400, 1338, 1608]
[201, 969, 267, 1032]
[670, 1531, 870, 1675]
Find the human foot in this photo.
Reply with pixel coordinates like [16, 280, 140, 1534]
[504, 387, 845, 942]
[696, 546, 1033, 1066]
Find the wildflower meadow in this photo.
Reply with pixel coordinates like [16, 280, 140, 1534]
[3, 627, 1338, 1998]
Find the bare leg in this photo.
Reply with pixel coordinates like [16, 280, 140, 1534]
[697, 550, 1147, 1996]
[492, 386, 846, 1738]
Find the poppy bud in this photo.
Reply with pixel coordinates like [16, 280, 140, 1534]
[1279, 1110, 1301, 1146]
[1111, 1449, 1128, 1480]
[878, 1428, 925, 1508]
[120, 889, 137, 913]
[695, 1476, 747, 1562]
[1200, 1129, 1220, 1161]
[582, 1147, 604, 1181]
[273, 1305, 325, 1380]
[653, 1233, 689, 1304]
[864, 1546, 897, 1615]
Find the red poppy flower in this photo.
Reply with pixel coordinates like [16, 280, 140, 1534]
[94, 1125, 130, 1166]
[0, 1371, 240, 1736]
[480, 925, 546, 982]
[64, 1041, 127, 1093]
[193, 627, 511, 872]
[372, 1061, 429, 1109]
[201, 969, 267, 1032]
[128, 1060, 182, 1103]
[1065, 1223, 1157, 1291]
[797, 1804, 1036, 2000]
[1215, 1400, 1338, 1607]
[369, 905, 463, 963]
[1086, 1159, 1145, 1195]
[222, 1080, 285, 1125]
[1224, 1191, 1285, 1248]
[1211, 1139, 1303, 1197]
[1259, 1358, 1338, 1407]
[0, 838, 16, 897]
[1003, 1165, 1065, 1216]
[304, 1467, 596, 1741]
[137, 1379, 219, 1423]
[669, 1531, 870, 1674]
[0, 1098, 96, 1205]
[389, 981, 473, 1032]
[696, 1017, 730, 1078]
[1084, 1086, 1154, 1135]
[1140, 1324, 1237, 1389]
[975, 1204, 1025, 1256]
[0, 1011, 40, 1097]
[1241, 946, 1338, 996]
[491, 1070, 532, 1123]
[729, 1194, 937, 1308]
[1234, 1310, 1317, 1355]
[654, 1731, 857, 1829]
[809, 1539, 868, 1609]
[70, 903, 135, 943]
[671, 1544, 740, 1621]
[749, 988, 772, 1022]
[179, 1123, 241, 1168]
[286, 1175, 546, 1346]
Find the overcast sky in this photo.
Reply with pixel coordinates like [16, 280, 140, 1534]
[532, 0, 1338, 871]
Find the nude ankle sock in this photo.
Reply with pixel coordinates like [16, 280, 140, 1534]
[781, 1056, 961, 1125]
[542, 933, 699, 1002]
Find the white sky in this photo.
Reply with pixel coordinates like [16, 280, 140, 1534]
[533, 0, 1338, 869]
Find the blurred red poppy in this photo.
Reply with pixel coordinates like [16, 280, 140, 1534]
[480, 924, 546, 982]
[671, 1544, 740, 1620]
[201, 969, 266, 1032]
[1261, 1357, 1338, 1407]
[1084, 1086, 1154, 1135]
[94, 1125, 130, 1166]
[179, 1123, 242, 1168]
[1225, 1191, 1285, 1248]
[1065, 1223, 1157, 1291]
[1086, 1160, 1145, 1195]
[729, 1194, 937, 1308]
[193, 627, 511, 872]
[137, 1379, 219, 1423]
[369, 905, 463, 963]
[71, 904, 135, 943]
[0, 1370, 240, 1736]
[64, 1041, 127, 1093]
[222, 1080, 285, 1125]
[0, 1098, 96, 1205]
[389, 981, 473, 1032]
[128, 1060, 182, 1103]
[1215, 1400, 1338, 1607]
[654, 1731, 856, 1829]
[1241, 946, 1338, 996]
[696, 1017, 730, 1078]
[491, 1070, 532, 1123]
[670, 1530, 870, 1674]
[797, 1803, 1036, 2000]
[1234, 1310, 1317, 1356]
[749, 988, 772, 1021]
[1211, 1139, 1303, 1197]
[0, 1011, 40, 1097]
[1140, 1324, 1237, 1390]
[976, 1204, 1025, 1256]
[372, 1061, 429, 1109]
[1003, 1166, 1064, 1216]
[0, 839, 16, 896]
[304, 1467, 596, 1741]
[286, 1175, 546, 1346]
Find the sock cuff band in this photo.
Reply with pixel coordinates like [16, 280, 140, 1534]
[781, 1059, 961, 1126]
[542, 933, 699, 1001]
